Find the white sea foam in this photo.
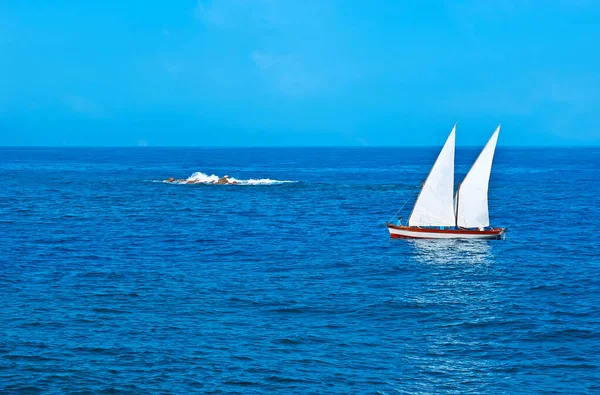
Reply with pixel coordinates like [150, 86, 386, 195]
[187, 172, 220, 183]
[163, 172, 295, 185]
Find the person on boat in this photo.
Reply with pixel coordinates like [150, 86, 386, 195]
[396, 217, 402, 226]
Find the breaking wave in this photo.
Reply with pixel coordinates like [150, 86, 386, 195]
[163, 172, 296, 186]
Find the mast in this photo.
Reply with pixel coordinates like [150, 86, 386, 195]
[455, 181, 460, 228]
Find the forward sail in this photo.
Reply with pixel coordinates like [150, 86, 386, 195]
[456, 125, 501, 228]
[408, 125, 456, 227]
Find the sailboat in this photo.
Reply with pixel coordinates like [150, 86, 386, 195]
[387, 124, 506, 239]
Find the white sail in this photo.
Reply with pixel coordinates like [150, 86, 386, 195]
[408, 125, 456, 227]
[456, 125, 500, 228]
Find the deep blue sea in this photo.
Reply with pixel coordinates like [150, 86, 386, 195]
[1, 147, 599, 394]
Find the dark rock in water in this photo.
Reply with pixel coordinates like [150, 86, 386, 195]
[168, 176, 236, 185]
[216, 176, 232, 185]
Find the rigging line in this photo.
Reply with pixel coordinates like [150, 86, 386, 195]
[388, 185, 420, 224]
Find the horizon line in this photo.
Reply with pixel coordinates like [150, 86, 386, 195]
[0, 145, 598, 149]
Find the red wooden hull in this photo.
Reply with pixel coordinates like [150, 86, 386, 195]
[387, 224, 505, 239]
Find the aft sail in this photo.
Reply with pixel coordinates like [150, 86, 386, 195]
[456, 125, 501, 228]
[408, 125, 456, 227]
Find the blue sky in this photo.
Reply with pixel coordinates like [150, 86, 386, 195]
[1, 1, 599, 146]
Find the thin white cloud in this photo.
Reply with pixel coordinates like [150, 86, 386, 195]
[158, 57, 184, 78]
[194, 0, 229, 27]
[251, 51, 288, 70]
[194, 1, 345, 97]
[533, 72, 600, 142]
[194, 0, 301, 29]
[63, 95, 106, 118]
[251, 51, 323, 97]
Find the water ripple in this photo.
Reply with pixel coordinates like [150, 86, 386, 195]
[0, 147, 599, 393]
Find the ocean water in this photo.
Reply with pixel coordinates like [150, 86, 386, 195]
[0, 147, 599, 394]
